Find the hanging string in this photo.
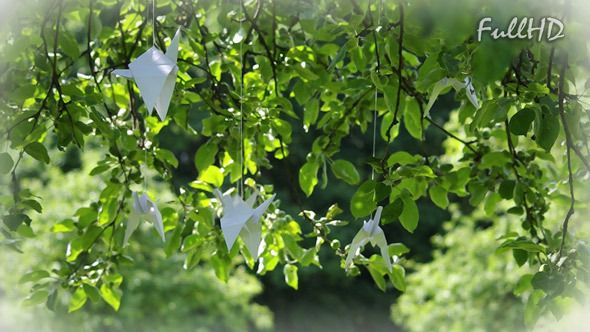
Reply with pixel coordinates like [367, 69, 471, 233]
[144, 145, 148, 190]
[372, 89, 377, 181]
[370, 0, 381, 219]
[372, 0, 381, 179]
[239, 0, 244, 199]
[152, 0, 156, 46]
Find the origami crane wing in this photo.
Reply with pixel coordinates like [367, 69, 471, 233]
[463, 78, 479, 109]
[424, 77, 479, 117]
[368, 229, 392, 273]
[133, 192, 149, 214]
[239, 218, 263, 260]
[241, 194, 275, 260]
[216, 191, 255, 251]
[345, 228, 372, 269]
[123, 207, 141, 247]
[252, 194, 276, 222]
[345, 206, 392, 272]
[146, 199, 165, 242]
[152, 28, 181, 120]
[424, 78, 452, 117]
[124, 191, 165, 247]
[128, 48, 175, 118]
[112, 69, 133, 79]
[112, 28, 181, 121]
[165, 27, 181, 63]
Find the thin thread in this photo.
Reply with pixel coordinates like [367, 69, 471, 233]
[144, 145, 148, 190]
[372, 89, 377, 181]
[239, 0, 244, 199]
[152, 0, 156, 46]
[370, 0, 381, 220]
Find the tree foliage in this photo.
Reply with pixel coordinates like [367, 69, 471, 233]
[1, 0, 589, 328]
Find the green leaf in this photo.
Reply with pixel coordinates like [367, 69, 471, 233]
[303, 98, 319, 130]
[98, 198, 118, 225]
[281, 234, 303, 260]
[479, 151, 510, 168]
[513, 249, 528, 267]
[387, 151, 419, 166]
[535, 114, 560, 152]
[210, 61, 222, 81]
[20, 199, 42, 213]
[68, 287, 87, 313]
[66, 238, 84, 261]
[283, 264, 299, 290]
[3, 213, 31, 231]
[381, 198, 403, 224]
[468, 181, 487, 206]
[429, 185, 449, 209]
[19, 270, 50, 284]
[0, 152, 14, 174]
[211, 254, 230, 283]
[300, 248, 317, 266]
[484, 192, 502, 216]
[22, 290, 49, 307]
[83, 284, 101, 303]
[100, 284, 121, 311]
[164, 224, 182, 258]
[299, 161, 319, 197]
[89, 165, 111, 176]
[499, 180, 516, 199]
[403, 98, 422, 140]
[389, 243, 410, 256]
[195, 142, 218, 172]
[399, 195, 418, 233]
[514, 274, 534, 295]
[24, 142, 50, 164]
[350, 180, 376, 218]
[330, 159, 360, 185]
[509, 107, 535, 135]
[471, 98, 512, 129]
[367, 265, 386, 292]
[498, 239, 545, 253]
[439, 52, 460, 76]
[525, 289, 545, 327]
[531, 271, 560, 293]
[327, 44, 347, 72]
[155, 149, 179, 168]
[17, 223, 35, 238]
[58, 31, 80, 59]
[389, 265, 406, 292]
[199, 165, 223, 187]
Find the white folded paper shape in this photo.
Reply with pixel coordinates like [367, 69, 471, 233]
[123, 191, 165, 247]
[214, 188, 276, 260]
[345, 206, 392, 273]
[112, 28, 181, 121]
[424, 77, 479, 117]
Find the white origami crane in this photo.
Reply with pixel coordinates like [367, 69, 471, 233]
[123, 191, 165, 247]
[424, 77, 479, 117]
[214, 188, 276, 260]
[345, 206, 392, 273]
[112, 28, 181, 121]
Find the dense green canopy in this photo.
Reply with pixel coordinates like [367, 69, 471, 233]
[1, 0, 589, 331]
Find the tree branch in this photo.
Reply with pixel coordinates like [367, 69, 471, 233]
[557, 54, 575, 259]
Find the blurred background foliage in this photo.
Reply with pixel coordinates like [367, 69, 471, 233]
[1, 0, 590, 331]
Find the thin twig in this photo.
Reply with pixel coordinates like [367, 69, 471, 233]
[557, 54, 575, 259]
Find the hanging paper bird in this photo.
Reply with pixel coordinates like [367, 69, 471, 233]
[112, 28, 181, 121]
[345, 206, 392, 273]
[213, 188, 275, 260]
[424, 77, 479, 117]
[123, 191, 165, 247]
